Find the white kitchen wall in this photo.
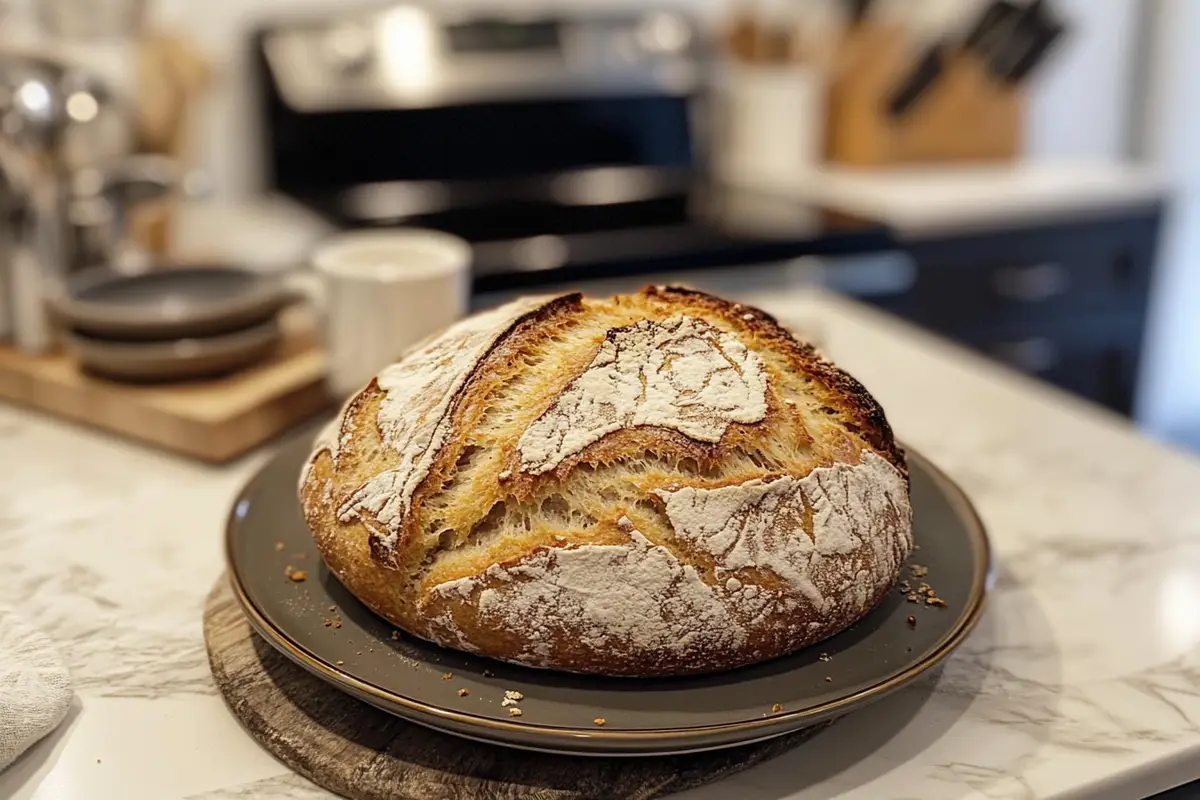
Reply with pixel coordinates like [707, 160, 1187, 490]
[1132, 0, 1200, 448]
[1026, 0, 1140, 160]
[151, 0, 1141, 200]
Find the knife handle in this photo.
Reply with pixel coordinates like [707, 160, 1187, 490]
[963, 1, 1021, 52]
[886, 43, 945, 119]
[1003, 18, 1065, 84]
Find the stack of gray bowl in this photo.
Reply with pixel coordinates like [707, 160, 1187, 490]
[52, 266, 298, 382]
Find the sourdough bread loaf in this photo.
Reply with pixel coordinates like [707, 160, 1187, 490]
[299, 286, 913, 676]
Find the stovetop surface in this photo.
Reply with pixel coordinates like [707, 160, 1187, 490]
[287, 174, 894, 291]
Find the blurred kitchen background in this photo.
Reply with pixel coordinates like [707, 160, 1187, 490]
[1, 0, 1197, 460]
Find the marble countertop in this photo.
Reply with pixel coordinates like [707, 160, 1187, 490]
[726, 162, 1168, 237]
[3, 289, 1200, 800]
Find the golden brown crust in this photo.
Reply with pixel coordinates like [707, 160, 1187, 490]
[640, 285, 906, 478]
[300, 287, 913, 676]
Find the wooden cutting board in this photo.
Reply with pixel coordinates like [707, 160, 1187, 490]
[0, 312, 332, 462]
[203, 576, 830, 800]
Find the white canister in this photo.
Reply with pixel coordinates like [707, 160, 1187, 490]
[711, 62, 826, 190]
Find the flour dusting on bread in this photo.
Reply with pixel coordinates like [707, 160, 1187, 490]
[517, 315, 767, 475]
[428, 530, 748, 667]
[335, 296, 553, 540]
[654, 451, 912, 615]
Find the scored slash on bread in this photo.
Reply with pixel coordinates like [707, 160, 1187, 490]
[300, 286, 913, 677]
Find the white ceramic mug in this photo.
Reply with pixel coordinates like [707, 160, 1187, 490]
[304, 229, 471, 399]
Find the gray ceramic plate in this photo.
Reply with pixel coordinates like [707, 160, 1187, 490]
[226, 434, 990, 757]
[54, 266, 296, 341]
[66, 318, 281, 382]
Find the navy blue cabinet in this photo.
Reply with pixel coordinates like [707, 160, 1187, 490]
[875, 204, 1163, 416]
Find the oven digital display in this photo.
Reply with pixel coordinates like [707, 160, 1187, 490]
[447, 20, 562, 53]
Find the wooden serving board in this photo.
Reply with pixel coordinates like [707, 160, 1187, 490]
[0, 311, 332, 462]
[203, 576, 829, 800]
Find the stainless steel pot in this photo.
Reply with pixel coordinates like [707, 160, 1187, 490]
[0, 51, 130, 173]
[0, 49, 136, 349]
[69, 153, 193, 274]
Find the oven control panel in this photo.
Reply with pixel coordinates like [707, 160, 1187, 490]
[260, 6, 705, 112]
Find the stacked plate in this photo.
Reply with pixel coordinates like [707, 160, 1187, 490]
[52, 266, 298, 382]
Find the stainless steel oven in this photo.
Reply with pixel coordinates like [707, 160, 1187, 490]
[254, 6, 707, 228]
[250, 5, 892, 293]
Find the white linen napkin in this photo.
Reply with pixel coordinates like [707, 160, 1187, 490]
[0, 607, 72, 771]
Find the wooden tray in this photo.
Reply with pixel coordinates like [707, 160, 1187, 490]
[0, 310, 332, 462]
[204, 576, 829, 799]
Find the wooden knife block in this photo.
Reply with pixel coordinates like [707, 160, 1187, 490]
[825, 25, 1023, 167]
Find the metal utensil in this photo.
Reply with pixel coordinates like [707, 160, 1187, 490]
[0, 50, 133, 351]
[69, 153, 192, 273]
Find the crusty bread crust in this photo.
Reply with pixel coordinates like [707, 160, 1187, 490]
[300, 286, 913, 676]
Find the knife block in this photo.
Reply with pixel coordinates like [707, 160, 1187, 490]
[825, 24, 1023, 167]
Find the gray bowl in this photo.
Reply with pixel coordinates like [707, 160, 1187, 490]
[65, 318, 282, 382]
[53, 266, 297, 341]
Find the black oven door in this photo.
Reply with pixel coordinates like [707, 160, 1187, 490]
[267, 94, 696, 195]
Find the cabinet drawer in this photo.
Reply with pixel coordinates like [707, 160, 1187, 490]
[954, 312, 1146, 415]
[906, 211, 1160, 330]
[790, 252, 921, 318]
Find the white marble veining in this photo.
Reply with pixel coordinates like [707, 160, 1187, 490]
[3, 288, 1200, 799]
